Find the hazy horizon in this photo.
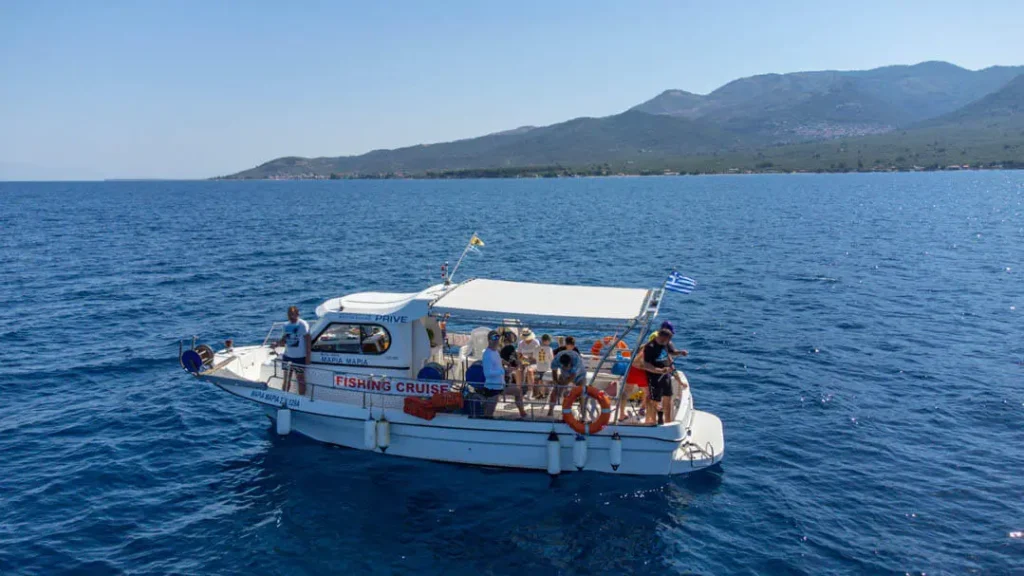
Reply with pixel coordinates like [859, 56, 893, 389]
[2, 0, 1023, 180]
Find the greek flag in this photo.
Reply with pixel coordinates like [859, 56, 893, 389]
[665, 272, 696, 294]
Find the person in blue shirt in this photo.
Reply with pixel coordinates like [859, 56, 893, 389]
[481, 330, 526, 418]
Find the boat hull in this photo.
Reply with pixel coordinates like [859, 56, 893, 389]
[215, 379, 724, 476]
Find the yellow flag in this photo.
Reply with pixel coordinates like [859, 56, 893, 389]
[470, 234, 485, 247]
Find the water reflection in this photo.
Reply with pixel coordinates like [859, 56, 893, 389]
[226, 431, 725, 574]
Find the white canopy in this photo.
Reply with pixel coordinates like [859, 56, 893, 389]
[430, 279, 653, 325]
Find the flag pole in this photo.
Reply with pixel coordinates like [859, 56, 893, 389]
[641, 269, 674, 342]
[447, 233, 477, 283]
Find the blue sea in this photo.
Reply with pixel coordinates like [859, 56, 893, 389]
[1, 174, 1022, 575]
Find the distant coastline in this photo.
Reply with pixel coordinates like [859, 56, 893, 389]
[214, 161, 1022, 181]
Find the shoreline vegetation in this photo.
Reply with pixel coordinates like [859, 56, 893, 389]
[214, 160, 1023, 180]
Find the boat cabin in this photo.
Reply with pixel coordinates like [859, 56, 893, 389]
[284, 278, 662, 396]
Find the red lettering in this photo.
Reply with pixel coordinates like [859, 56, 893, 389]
[335, 375, 452, 395]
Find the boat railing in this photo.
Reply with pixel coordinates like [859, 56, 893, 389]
[268, 359, 647, 426]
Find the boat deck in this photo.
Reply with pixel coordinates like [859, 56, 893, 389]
[266, 375, 656, 425]
[488, 395, 649, 424]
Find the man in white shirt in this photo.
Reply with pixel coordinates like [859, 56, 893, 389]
[275, 306, 311, 395]
[482, 330, 526, 418]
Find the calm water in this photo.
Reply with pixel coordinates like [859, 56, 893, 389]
[1, 174, 1022, 575]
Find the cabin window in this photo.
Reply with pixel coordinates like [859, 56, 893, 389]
[312, 323, 392, 355]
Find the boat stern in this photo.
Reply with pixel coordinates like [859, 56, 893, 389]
[671, 409, 724, 473]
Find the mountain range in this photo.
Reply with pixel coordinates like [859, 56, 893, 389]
[225, 61, 1024, 178]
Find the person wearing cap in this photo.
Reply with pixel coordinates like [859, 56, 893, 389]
[635, 327, 686, 425]
[653, 322, 689, 398]
[614, 323, 688, 422]
[517, 328, 542, 398]
[482, 330, 527, 419]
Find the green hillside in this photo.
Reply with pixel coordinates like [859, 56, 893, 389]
[633, 61, 1024, 128]
[229, 111, 742, 178]
[652, 75, 1024, 174]
[221, 62, 1024, 179]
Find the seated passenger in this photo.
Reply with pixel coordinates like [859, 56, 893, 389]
[482, 330, 526, 419]
[499, 331, 520, 385]
[533, 334, 555, 398]
[516, 328, 542, 397]
[546, 348, 587, 417]
[550, 335, 581, 382]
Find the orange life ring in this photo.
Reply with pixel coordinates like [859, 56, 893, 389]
[590, 336, 630, 357]
[562, 386, 612, 435]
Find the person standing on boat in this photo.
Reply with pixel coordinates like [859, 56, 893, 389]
[482, 330, 527, 419]
[621, 322, 688, 424]
[656, 322, 689, 397]
[274, 306, 311, 395]
[637, 327, 684, 425]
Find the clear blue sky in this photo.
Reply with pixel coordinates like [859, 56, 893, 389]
[2, 0, 1022, 179]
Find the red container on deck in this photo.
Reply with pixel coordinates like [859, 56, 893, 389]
[429, 391, 464, 411]
[403, 397, 436, 420]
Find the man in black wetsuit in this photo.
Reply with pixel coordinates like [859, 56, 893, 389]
[638, 328, 686, 425]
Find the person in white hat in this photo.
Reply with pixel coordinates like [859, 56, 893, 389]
[517, 328, 541, 398]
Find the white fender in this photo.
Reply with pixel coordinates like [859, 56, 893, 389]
[610, 432, 622, 471]
[276, 408, 291, 435]
[363, 418, 377, 451]
[546, 431, 561, 475]
[376, 418, 390, 452]
[573, 434, 588, 470]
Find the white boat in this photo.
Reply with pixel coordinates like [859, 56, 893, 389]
[180, 277, 724, 475]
